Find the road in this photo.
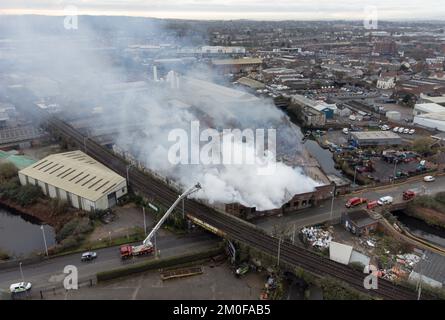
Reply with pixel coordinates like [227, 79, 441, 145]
[254, 175, 445, 235]
[0, 231, 218, 294]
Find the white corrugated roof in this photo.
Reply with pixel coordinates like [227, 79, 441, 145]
[19, 150, 126, 202]
[329, 241, 353, 265]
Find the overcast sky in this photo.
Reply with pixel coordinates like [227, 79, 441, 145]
[0, 0, 444, 21]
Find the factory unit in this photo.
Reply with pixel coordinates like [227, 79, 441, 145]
[18, 150, 127, 212]
[349, 131, 402, 147]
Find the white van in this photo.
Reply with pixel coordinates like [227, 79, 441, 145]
[377, 196, 394, 206]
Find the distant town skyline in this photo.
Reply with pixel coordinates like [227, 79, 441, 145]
[0, 0, 444, 21]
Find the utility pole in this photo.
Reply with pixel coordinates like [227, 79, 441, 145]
[182, 198, 185, 219]
[41, 225, 48, 256]
[393, 160, 398, 183]
[126, 164, 133, 186]
[19, 262, 25, 283]
[277, 237, 282, 267]
[353, 166, 358, 186]
[292, 224, 296, 245]
[143, 207, 147, 236]
[329, 186, 336, 223]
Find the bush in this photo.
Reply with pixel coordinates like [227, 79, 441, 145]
[14, 184, 43, 206]
[56, 217, 93, 242]
[0, 179, 20, 200]
[0, 163, 18, 181]
[49, 198, 69, 216]
[0, 249, 10, 261]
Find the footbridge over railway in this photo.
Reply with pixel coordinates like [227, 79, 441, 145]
[13, 101, 421, 300]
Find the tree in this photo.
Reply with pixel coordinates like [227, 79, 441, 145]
[412, 137, 435, 155]
[0, 163, 18, 181]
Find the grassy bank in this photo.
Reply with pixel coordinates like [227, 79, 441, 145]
[406, 192, 445, 229]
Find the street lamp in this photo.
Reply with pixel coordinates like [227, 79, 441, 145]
[126, 164, 133, 186]
[41, 225, 48, 257]
[142, 206, 147, 236]
[329, 186, 336, 223]
[353, 166, 358, 186]
[19, 262, 25, 284]
[392, 160, 398, 183]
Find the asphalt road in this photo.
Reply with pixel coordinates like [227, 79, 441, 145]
[0, 231, 218, 294]
[255, 175, 445, 234]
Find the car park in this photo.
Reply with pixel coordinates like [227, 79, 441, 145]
[81, 251, 97, 262]
[377, 196, 393, 206]
[9, 282, 32, 294]
[423, 176, 435, 182]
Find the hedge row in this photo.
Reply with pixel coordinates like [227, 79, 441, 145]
[96, 246, 224, 282]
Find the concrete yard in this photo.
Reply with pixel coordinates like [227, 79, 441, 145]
[42, 262, 265, 300]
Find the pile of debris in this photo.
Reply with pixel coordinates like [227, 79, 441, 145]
[381, 253, 421, 281]
[301, 226, 332, 250]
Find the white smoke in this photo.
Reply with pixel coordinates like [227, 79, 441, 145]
[2, 15, 322, 211]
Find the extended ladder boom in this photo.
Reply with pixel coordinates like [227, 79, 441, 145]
[143, 183, 201, 246]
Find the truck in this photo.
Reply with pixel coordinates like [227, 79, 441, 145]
[403, 189, 422, 201]
[119, 183, 201, 260]
[120, 244, 154, 259]
[345, 197, 367, 208]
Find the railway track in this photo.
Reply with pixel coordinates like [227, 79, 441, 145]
[27, 105, 419, 300]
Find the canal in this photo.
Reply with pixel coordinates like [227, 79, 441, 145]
[304, 138, 343, 177]
[0, 206, 56, 258]
[393, 210, 445, 247]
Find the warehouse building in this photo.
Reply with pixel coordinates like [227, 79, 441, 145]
[350, 131, 402, 147]
[18, 150, 127, 212]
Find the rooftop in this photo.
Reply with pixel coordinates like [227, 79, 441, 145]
[346, 210, 378, 228]
[350, 131, 401, 140]
[19, 150, 126, 202]
[211, 58, 262, 66]
[413, 251, 445, 285]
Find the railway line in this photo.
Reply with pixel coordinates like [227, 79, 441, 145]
[25, 104, 419, 300]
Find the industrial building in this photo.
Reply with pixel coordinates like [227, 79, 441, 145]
[18, 150, 127, 212]
[413, 102, 445, 131]
[350, 131, 402, 147]
[409, 251, 445, 289]
[211, 58, 263, 75]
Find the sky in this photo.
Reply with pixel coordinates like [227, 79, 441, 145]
[0, 0, 444, 21]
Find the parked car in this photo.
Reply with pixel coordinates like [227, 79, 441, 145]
[409, 129, 415, 135]
[81, 251, 97, 262]
[423, 176, 435, 182]
[342, 128, 349, 135]
[377, 196, 394, 206]
[345, 197, 367, 208]
[398, 127, 405, 133]
[9, 282, 32, 294]
[235, 263, 249, 277]
[393, 127, 399, 133]
[403, 128, 410, 134]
